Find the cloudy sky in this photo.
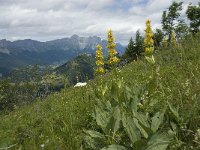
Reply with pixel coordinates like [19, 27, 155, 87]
[0, 0, 198, 44]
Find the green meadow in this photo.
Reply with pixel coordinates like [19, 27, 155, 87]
[0, 34, 200, 149]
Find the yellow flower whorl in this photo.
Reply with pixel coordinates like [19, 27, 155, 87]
[163, 37, 168, 48]
[95, 44, 105, 74]
[144, 19, 154, 56]
[144, 19, 155, 64]
[171, 31, 176, 46]
[107, 29, 120, 66]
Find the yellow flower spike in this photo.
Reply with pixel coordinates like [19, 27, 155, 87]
[162, 37, 168, 48]
[144, 19, 155, 64]
[95, 44, 105, 74]
[171, 31, 176, 46]
[107, 29, 120, 66]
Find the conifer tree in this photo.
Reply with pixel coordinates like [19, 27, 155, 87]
[95, 44, 105, 74]
[161, 2, 186, 40]
[124, 37, 136, 61]
[186, 2, 200, 33]
[124, 30, 144, 61]
[107, 29, 120, 66]
[175, 20, 188, 39]
[135, 30, 144, 58]
[144, 19, 155, 63]
[153, 28, 164, 49]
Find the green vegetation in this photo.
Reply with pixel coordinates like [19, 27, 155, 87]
[123, 30, 143, 61]
[0, 1, 200, 150]
[144, 19, 155, 64]
[95, 45, 105, 74]
[0, 54, 95, 112]
[0, 78, 41, 113]
[55, 54, 95, 84]
[0, 33, 200, 149]
[107, 29, 120, 66]
[186, 2, 200, 33]
[161, 2, 188, 41]
[153, 29, 164, 49]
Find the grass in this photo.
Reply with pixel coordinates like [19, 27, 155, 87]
[0, 34, 200, 149]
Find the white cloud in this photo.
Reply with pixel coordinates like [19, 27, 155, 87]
[0, 0, 198, 44]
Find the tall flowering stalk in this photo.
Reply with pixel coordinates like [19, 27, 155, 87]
[95, 44, 105, 74]
[171, 31, 176, 46]
[144, 19, 155, 64]
[162, 37, 168, 48]
[107, 29, 120, 66]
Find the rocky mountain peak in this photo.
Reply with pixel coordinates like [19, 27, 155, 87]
[70, 34, 79, 40]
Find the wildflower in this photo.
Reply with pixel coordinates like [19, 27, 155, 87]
[108, 56, 119, 65]
[95, 44, 105, 74]
[171, 31, 176, 46]
[96, 67, 105, 74]
[107, 29, 120, 66]
[144, 19, 155, 64]
[144, 19, 154, 56]
[162, 37, 168, 48]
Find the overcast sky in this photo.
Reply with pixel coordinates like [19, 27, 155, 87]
[0, 0, 198, 44]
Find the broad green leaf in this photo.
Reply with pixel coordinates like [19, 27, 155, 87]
[84, 130, 107, 149]
[96, 98, 112, 112]
[133, 111, 152, 138]
[119, 90, 126, 105]
[84, 135, 97, 149]
[122, 113, 141, 144]
[128, 86, 142, 111]
[133, 139, 147, 149]
[84, 130, 105, 139]
[111, 82, 119, 101]
[102, 85, 108, 96]
[95, 106, 111, 133]
[170, 121, 177, 132]
[148, 98, 159, 107]
[125, 86, 133, 101]
[116, 78, 123, 88]
[130, 95, 140, 111]
[168, 122, 178, 136]
[151, 112, 164, 133]
[167, 102, 180, 122]
[106, 106, 121, 136]
[101, 145, 127, 150]
[133, 111, 150, 128]
[133, 118, 149, 138]
[145, 132, 171, 150]
[138, 122, 153, 138]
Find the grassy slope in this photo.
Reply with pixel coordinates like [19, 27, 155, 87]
[0, 34, 200, 149]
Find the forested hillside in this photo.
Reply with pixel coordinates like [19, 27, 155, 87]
[0, 36, 124, 75]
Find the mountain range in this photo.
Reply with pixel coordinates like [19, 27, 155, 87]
[0, 35, 125, 76]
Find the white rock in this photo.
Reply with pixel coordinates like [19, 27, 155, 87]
[41, 144, 45, 148]
[74, 82, 87, 87]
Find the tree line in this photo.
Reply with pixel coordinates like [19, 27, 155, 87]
[123, 2, 200, 62]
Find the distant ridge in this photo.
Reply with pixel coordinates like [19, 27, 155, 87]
[0, 35, 125, 75]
